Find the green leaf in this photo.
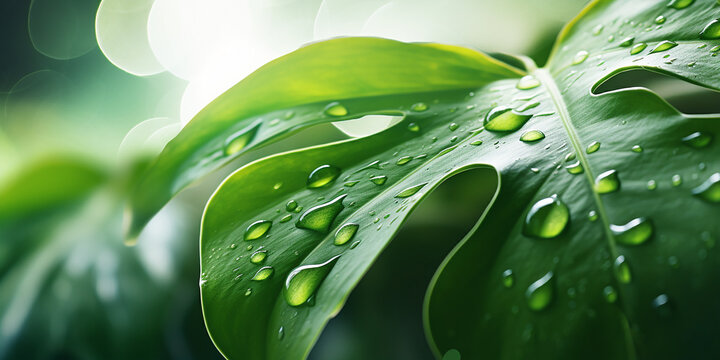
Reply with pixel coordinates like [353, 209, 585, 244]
[145, 1, 720, 359]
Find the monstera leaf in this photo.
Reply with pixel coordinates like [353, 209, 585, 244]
[131, 0, 720, 358]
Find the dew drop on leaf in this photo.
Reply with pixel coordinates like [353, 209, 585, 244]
[586, 141, 601, 154]
[525, 271, 554, 311]
[667, 0, 694, 9]
[448, 123, 459, 131]
[295, 194, 346, 233]
[681, 131, 713, 148]
[692, 172, 720, 203]
[407, 122, 420, 132]
[250, 250, 267, 264]
[650, 40, 678, 53]
[572, 50, 589, 65]
[483, 106, 532, 132]
[286, 200, 298, 212]
[307, 164, 341, 188]
[334, 223, 359, 245]
[647, 180, 657, 190]
[224, 121, 261, 156]
[520, 130, 545, 142]
[655, 15, 666, 24]
[277, 327, 285, 340]
[252, 266, 274, 281]
[588, 210, 598, 221]
[396, 156, 412, 165]
[284, 255, 341, 306]
[516, 75, 540, 90]
[565, 161, 584, 174]
[280, 214, 292, 223]
[619, 36, 635, 47]
[411, 102, 428, 112]
[523, 194, 570, 239]
[632, 144, 643, 153]
[370, 175, 387, 185]
[350, 240, 360, 249]
[603, 285, 618, 303]
[502, 269, 514, 288]
[470, 140, 483, 146]
[672, 174, 682, 187]
[594, 170, 621, 194]
[395, 183, 428, 198]
[244, 220, 272, 241]
[700, 19, 720, 39]
[564, 152, 576, 162]
[324, 102, 348, 117]
[630, 43, 647, 55]
[611, 218, 653, 246]
[652, 294, 672, 317]
[592, 24, 604, 35]
[614, 255, 632, 283]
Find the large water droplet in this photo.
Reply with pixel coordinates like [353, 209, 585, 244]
[284, 255, 341, 306]
[334, 223, 359, 245]
[650, 40, 678, 53]
[520, 130, 545, 142]
[307, 164, 341, 188]
[611, 218, 653, 245]
[667, 0, 694, 9]
[286, 200, 298, 212]
[523, 195, 570, 239]
[692, 172, 720, 203]
[572, 50, 589, 65]
[565, 161, 584, 175]
[630, 43, 647, 55]
[296, 194, 346, 233]
[594, 170, 621, 194]
[252, 266, 274, 281]
[484, 107, 532, 132]
[245, 220, 272, 241]
[502, 269, 514, 288]
[225, 121, 261, 156]
[526, 272, 554, 311]
[250, 250, 267, 264]
[395, 183, 428, 198]
[681, 131, 713, 148]
[324, 102, 348, 117]
[586, 141, 601, 154]
[516, 75, 540, 90]
[701, 19, 720, 39]
[614, 255, 632, 283]
[370, 175, 387, 185]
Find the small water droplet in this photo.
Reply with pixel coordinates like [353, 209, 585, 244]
[307, 164, 341, 188]
[273, 182, 283, 190]
[396, 156, 412, 165]
[407, 122, 420, 132]
[692, 172, 720, 203]
[630, 43, 647, 55]
[650, 40, 678, 53]
[250, 250, 267, 264]
[573, 50, 589, 65]
[667, 0, 693, 9]
[516, 75, 540, 90]
[284, 255, 341, 306]
[586, 141, 601, 154]
[681, 131, 713, 148]
[655, 15, 667, 24]
[484, 106, 532, 132]
[594, 170, 621, 194]
[411, 102, 428, 112]
[672, 174, 682, 186]
[286, 200, 298, 212]
[370, 175, 387, 185]
[252, 266, 274, 281]
[448, 123, 459, 131]
[296, 194, 346, 233]
[277, 327, 285, 340]
[324, 102, 348, 117]
[614, 255, 632, 283]
[603, 285, 618, 303]
[530, 167, 540, 173]
[565, 161, 584, 174]
[588, 210, 598, 221]
[350, 240, 360, 249]
[335, 223, 359, 245]
[470, 140, 483, 146]
[245, 220, 272, 241]
[652, 294, 672, 317]
[344, 180, 359, 187]
[592, 24, 604, 35]
[244, 288, 252, 296]
[395, 183, 428, 198]
[619, 36, 635, 47]
[224, 121, 262, 155]
[647, 180, 657, 190]
[502, 269, 514, 288]
[523, 194, 570, 239]
[564, 152, 576, 162]
[526, 272, 554, 311]
[611, 218, 653, 245]
[631, 144, 643, 152]
[279, 214, 292, 223]
[230, 243, 237, 249]
[520, 130, 545, 142]
[701, 19, 720, 39]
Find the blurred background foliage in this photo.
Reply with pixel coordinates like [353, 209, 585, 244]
[0, 0, 592, 359]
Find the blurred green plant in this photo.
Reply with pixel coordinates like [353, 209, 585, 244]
[127, 0, 720, 359]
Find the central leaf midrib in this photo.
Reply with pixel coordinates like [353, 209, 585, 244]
[533, 67, 638, 359]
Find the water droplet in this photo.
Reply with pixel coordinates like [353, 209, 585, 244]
[411, 102, 428, 112]
[245, 220, 272, 241]
[516, 75, 540, 90]
[334, 223, 359, 245]
[277, 327, 285, 340]
[396, 156, 412, 165]
[350, 240, 360, 249]
[667, 0, 693, 9]
[630, 43, 647, 55]
[592, 24, 604, 35]
[296, 194, 346, 233]
[672, 174, 682, 186]
[252, 266, 274, 281]
[344, 180, 359, 187]
[619, 37, 635, 47]
[502, 269, 514, 288]
[250, 250, 267, 264]
[286, 200, 298, 212]
[531, 167, 540, 173]
[647, 180, 657, 190]
[650, 40, 677, 53]
[681, 131, 713, 148]
[586, 141, 601, 154]
[614, 255, 632, 283]
[611, 218, 653, 246]
[246, 245, 253, 251]
[284, 255, 341, 306]
[407, 122, 420, 132]
[448, 123, 459, 131]
[692, 172, 720, 203]
[484, 106, 532, 132]
[324, 102, 348, 117]
[525, 272, 554, 311]
[470, 140, 483, 146]
[245, 288, 252, 296]
[370, 175, 387, 185]
[565, 161, 584, 174]
[655, 15, 667, 24]
[564, 152, 576, 162]
[603, 285, 618, 303]
[588, 210, 598, 221]
[230, 243, 237, 249]
[631, 144, 643, 152]
[523, 195, 570, 239]
[273, 182, 283, 190]
[520, 130, 545, 142]
[701, 19, 720, 39]
[224, 121, 261, 155]
[449, 136, 458, 143]
[307, 164, 341, 188]
[652, 294, 672, 317]
[280, 214, 292, 223]
[594, 170, 621, 194]
[395, 183, 428, 198]
[573, 50, 589, 65]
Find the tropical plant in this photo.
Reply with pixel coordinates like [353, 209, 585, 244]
[128, 0, 720, 358]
